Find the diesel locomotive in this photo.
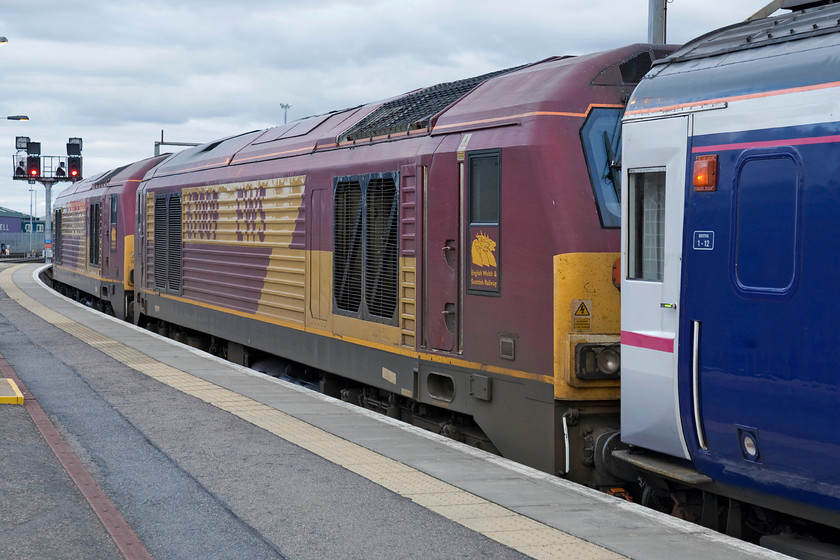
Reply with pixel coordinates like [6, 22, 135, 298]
[52, 43, 672, 487]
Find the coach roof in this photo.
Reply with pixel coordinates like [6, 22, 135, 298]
[627, 2, 840, 115]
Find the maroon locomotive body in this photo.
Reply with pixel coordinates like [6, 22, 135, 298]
[55, 45, 672, 481]
[53, 155, 168, 319]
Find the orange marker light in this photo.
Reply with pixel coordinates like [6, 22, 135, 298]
[693, 155, 718, 191]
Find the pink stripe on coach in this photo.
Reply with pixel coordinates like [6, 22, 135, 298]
[621, 331, 675, 353]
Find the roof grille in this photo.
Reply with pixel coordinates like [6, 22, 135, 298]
[93, 164, 130, 188]
[339, 66, 524, 142]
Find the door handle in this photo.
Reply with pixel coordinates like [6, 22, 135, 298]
[692, 320, 708, 451]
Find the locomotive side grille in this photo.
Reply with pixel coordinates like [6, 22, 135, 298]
[153, 194, 183, 294]
[334, 181, 363, 313]
[167, 195, 182, 293]
[365, 178, 399, 320]
[154, 196, 167, 290]
[333, 173, 400, 326]
[89, 202, 101, 266]
[54, 209, 62, 264]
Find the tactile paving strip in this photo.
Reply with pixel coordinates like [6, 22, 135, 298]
[1, 265, 627, 560]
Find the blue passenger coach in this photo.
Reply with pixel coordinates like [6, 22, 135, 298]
[620, 0, 840, 537]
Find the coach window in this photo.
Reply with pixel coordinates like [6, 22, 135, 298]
[467, 150, 501, 295]
[734, 152, 801, 295]
[89, 202, 101, 266]
[627, 169, 665, 281]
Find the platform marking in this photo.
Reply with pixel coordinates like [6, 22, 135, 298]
[0, 377, 24, 404]
[0, 265, 626, 560]
[0, 352, 153, 560]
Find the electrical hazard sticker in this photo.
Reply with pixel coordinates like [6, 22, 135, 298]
[572, 299, 592, 332]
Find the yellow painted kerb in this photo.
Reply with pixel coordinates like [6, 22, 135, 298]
[0, 378, 24, 404]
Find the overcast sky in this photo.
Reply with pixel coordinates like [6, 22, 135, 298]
[0, 0, 775, 216]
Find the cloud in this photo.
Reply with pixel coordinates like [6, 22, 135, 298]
[0, 0, 771, 215]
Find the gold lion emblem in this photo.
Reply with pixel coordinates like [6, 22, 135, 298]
[471, 233, 497, 268]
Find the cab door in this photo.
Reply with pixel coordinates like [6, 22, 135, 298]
[424, 150, 460, 352]
[620, 115, 691, 460]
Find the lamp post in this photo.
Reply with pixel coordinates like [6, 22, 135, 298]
[28, 186, 33, 256]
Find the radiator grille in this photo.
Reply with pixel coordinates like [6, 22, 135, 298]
[365, 178, 398, 319]
[334, 181, 363, 313]
[333, 173, 399, 325]
[154, 194, 182, 294]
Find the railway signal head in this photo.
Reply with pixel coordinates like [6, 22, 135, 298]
[68, 156, 82, 180]
[26, 155, 40, 177]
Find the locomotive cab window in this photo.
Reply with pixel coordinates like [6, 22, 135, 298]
[627, 169, 665, 281]
[581, 107, 623, 228]
[467, 150, 501, 295]
[110, 194, 118, 252]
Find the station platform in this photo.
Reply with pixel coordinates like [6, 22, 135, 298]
[0, 263, 790, 560]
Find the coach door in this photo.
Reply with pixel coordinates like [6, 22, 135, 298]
[620, 115, 691, 460]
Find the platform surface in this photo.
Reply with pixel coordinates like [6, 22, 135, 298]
[0, 263, 792, 560]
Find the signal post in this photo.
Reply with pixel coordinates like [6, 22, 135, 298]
[13, 136, 82, 262]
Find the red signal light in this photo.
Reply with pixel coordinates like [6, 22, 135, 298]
[26, 155, 40, 177]
[67, 156, 82, 181]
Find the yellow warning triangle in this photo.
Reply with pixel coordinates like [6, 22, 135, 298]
[574, 302, 590, 316]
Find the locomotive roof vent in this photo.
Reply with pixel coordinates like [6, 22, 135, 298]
[619, 51, 653, 83]
[338, 65, 525, 143]
[92, 164, 130, 188]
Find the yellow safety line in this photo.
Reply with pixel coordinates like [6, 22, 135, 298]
[0, 264, 626, 560]
[0, 378, 24, 404]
